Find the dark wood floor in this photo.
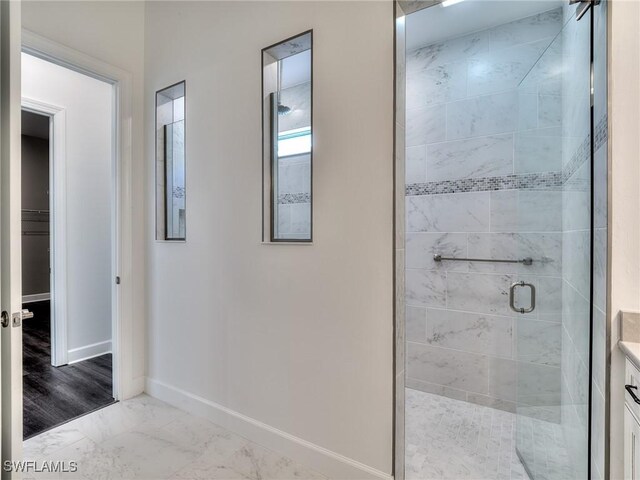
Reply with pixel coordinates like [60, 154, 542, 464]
[23, 300, 115, 439]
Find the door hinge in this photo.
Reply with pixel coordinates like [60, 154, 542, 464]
[116, 276, 121, 285]
[570, 0, 600, 21]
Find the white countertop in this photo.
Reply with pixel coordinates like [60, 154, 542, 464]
[620, 340, 640, 371]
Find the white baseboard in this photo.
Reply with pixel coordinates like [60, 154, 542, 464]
[67, 340, 112, 364]
[22, 292, 50, 304]
[145, 378, 393, 480]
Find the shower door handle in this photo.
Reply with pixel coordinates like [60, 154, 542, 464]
[509, 281, 536, 314]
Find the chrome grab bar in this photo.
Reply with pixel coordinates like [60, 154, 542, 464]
[433, 254, 533, 266]
[509, 281, 536, 314]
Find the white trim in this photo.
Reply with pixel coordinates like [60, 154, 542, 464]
[21, 97, 68, 367]
[67, 340, 112, 365]
[22, 29, 139, 400]
[21, 293, 50, 304]
[145, 378, 393, 480]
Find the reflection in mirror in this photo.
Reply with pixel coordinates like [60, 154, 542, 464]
[156, 81, 186, 240]
[262, 31, 312, 242]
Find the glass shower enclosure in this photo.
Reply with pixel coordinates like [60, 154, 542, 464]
[397, 0, 606, 478]
[514, 5, 593, 478]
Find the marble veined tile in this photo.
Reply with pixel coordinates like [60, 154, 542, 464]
[25, 394, 327, 480]
[407, 30, 488, 72]
[516, 319, 561, 367]
[446, 272, 515, 317]
[467, 232, 562, 276]
[406, 192, 490, 233]
[407, 61, 467, 108]
[405, 232, 468, 271]
[516, 275, 562, 323]
[538, 95, 562, 128]
[488, 357, 517, 402]
[426, 134, 514, 182]
[563, 229, 591, 300]
[227, 442, 326, 480]
[518, 50, 563, 96]
[160, 414, 246, 459]
[406, 104, 446, 147]
[289, 203, 311, 235]
[407, 305, 427, 343]
[172, 460, 250, 480]
[594, 142, 608, 230]
[592, 306, 606, 394]
[593, 228, 607, 313]
[405, 389, 533, 480]
[95, 425, 202, 479]
[407, 342, 489, 395]
[406, 145, 427, 184]
[467, 39, 552, 97]
[514, 130, 562, 174]
[517, 360, 562, 407]
[277, 160, 310, 195]
[23, 424, 85, 459]
[490, 190, 562, 233]
[425, 308, 513, 358]
[71, 395, 185, 444]
[446, 92, 518, 141]
[406, 269, 447, 308]
[562, 280, 591, 365]
[591, 381, 605, 480]
[40, 436, 136, 480]
[489, 8, 563, 50]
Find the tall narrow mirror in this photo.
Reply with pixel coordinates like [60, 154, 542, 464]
[156, 81, 186, 241]
[262, 31, 312, 242]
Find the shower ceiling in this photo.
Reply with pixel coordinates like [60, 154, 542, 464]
[405, 0, 564, 50]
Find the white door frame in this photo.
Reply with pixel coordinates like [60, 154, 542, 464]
[21, 29, 136, 401]
[1, 1, 24, 474]
[20, 99, 67, 367]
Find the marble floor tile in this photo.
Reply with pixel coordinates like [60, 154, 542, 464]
[405, 388, 574, 480]
[24, 394, 327, 480]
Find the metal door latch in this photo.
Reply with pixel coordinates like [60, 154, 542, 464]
[1, 309, 32, 328]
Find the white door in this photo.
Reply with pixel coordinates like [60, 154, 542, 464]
[1, 1, 24, 478]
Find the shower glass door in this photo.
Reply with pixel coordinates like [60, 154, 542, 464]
[514, 3, 593, 479]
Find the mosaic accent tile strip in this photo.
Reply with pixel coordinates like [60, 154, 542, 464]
[172, 186, 185, 199]
[406, 172, 562, 196]
[406, 115, 609, 196]
[278, 192, 311, 205]
[562, 114, 608, 184]
[594, 114, 608, 151]
[561, 135, 591, 185]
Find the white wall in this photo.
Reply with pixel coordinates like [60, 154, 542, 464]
[21, 1, 146, 392]
[22, 53, 113, 359]
[144, 1, 394, 477]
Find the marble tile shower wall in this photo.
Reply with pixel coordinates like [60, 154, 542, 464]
[404, 8, 565, 416]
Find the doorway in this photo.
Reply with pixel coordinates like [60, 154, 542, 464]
[21, 53, 116, 440]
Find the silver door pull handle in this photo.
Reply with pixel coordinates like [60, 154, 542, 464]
[21, 309, 34, 320]
[509, 281, 536, 314]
